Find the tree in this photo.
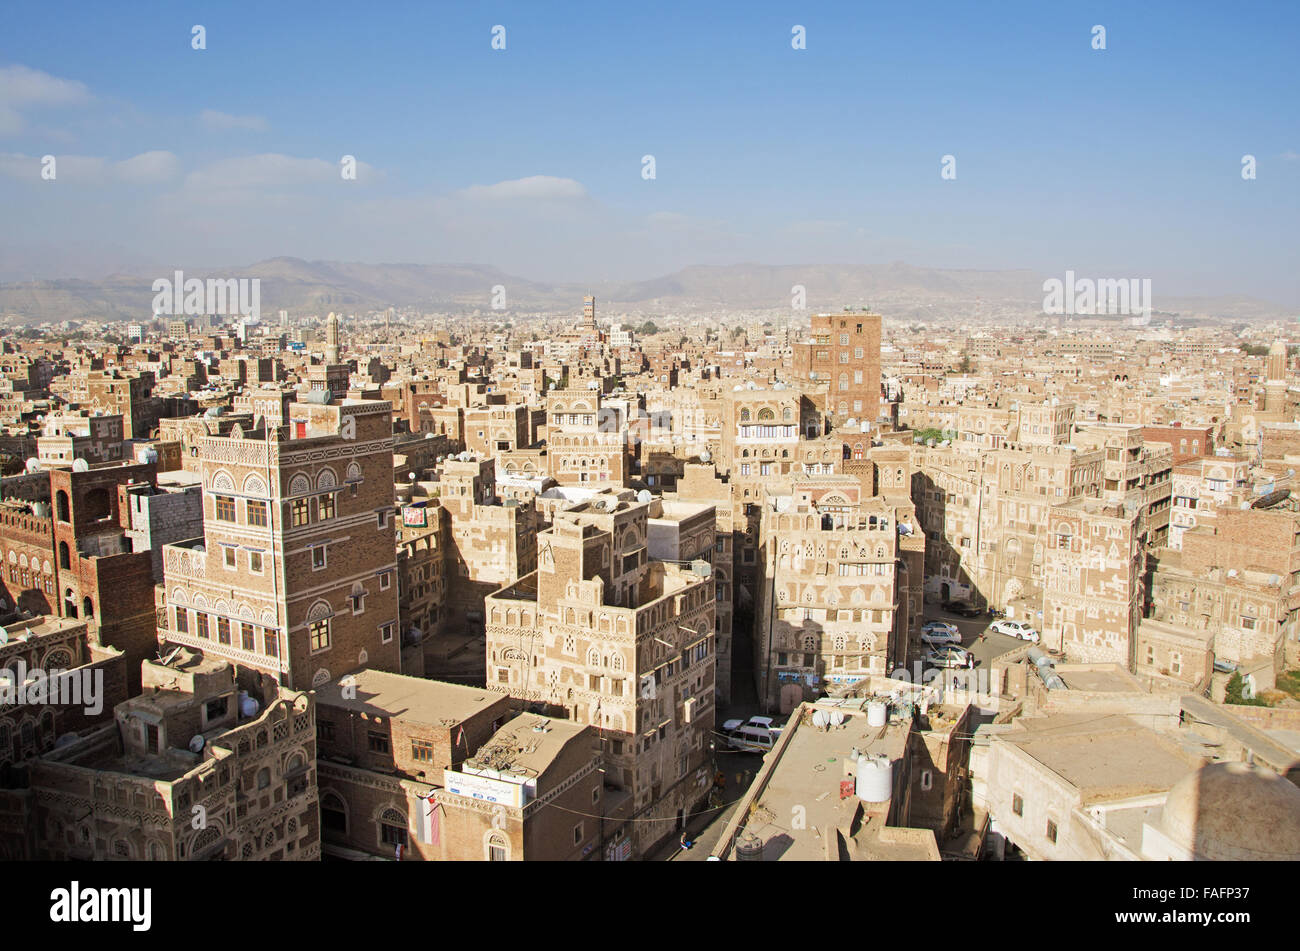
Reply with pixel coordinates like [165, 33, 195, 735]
[1225, 671, 1270, 707]
[957, 352, 973, 373]
[638, 321, 660, 336]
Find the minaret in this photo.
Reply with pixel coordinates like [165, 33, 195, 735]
[326, 312, 341, 364]
[1267, 340, 1287, 381]
[1264, 340, 1288, 413]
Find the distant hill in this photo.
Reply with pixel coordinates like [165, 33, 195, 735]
[0, 258, 1288, 323]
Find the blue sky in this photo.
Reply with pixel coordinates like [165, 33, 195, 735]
[0, 0, 1296, 304]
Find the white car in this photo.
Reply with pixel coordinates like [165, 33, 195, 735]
[990, 619, 1040, 642]
[745, 716, 782, 734]
[920, 621, 962, 646]
[925, 646, 974, 669]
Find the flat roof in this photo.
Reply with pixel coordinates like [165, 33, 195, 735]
[1056, 665, 1148, 693]
[314, 669, 504, 726]
[999, 714, 1199, 802]
[466, 714, 589, 779]
[741, 711, 937, 861]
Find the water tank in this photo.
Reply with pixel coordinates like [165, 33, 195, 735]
[735, 832, 764, 861]
[866, 701, 887, 727]
[239, 692, 260, 718]
[856, 753, 893, 803]
[30, 502, 49, 519]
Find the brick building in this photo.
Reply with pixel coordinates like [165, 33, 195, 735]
[484, 490, 716, 856]
[793, 311, 883, 424]
[157, 398, 402, 692]
[315, 670, 603, 861]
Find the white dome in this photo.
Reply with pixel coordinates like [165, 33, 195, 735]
[1159, 762, 1300, 861]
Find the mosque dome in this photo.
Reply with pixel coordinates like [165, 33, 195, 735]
[1158, 762, 1300, 861]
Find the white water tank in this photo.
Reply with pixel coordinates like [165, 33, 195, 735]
[866, 701, 888, 727]
[856, 753, 893, 803]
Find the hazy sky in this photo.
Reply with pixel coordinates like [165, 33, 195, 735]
[1, 0, 1296, 305]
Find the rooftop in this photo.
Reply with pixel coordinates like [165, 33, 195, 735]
[314, 669, 503, 727]
[997, 714, 1200, 803]
[732, 702, 939, 861]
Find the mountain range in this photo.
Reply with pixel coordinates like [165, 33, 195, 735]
[0, 258, 1288, 324]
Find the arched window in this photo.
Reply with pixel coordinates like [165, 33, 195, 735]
[320, 791, 348, 834]
[485, 831, 510, 861]
[378, 808, 408, 849]
[58, 541, 70, 570]
[56, 490, 70, 522]
[739, 409, 751, 422]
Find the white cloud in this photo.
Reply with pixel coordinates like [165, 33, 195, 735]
[0, 64, 93, 135]
[184, 153, 375, 189]
[458, 175, 587, 201]
[199, 109, 269, 132]
[0, 150, 179, 184]
[113, 150, 180, 183]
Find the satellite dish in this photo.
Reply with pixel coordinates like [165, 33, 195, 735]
[830, 711, 845, 727]
[188, 734, 206, 753]
[636, 489, 653, 504]
[812, 709, 829, 728]
[0, 627, 8, 646]
[72, 458, 89, 472]
[24, 458, 41, 473]
[700, 450, 712, 463]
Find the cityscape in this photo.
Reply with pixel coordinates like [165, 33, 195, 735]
[0, 1, 1296, 922]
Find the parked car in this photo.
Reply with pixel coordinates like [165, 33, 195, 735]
[728, 725, 779, 752]
[990, 619, 1040, 642]
[925, 646, 974, 669]
[942, 598, 983, 618]
[745, 716, 783, 734]
[920, 621, 962, 646]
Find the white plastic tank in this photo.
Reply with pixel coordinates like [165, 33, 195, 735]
[856, 753, 893, 803]
[239, 691, 260, 718]
[866, 701, 888, 727]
